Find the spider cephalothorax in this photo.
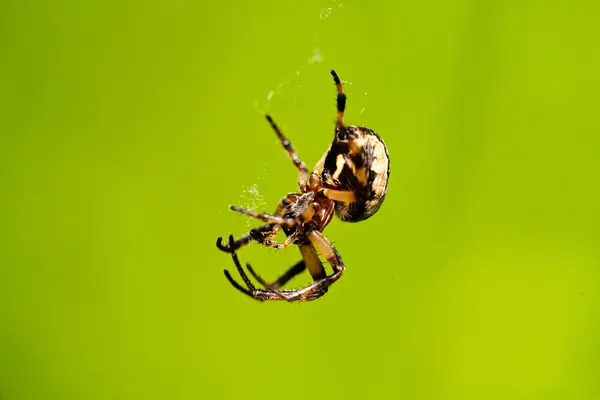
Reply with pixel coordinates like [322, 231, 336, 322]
[216, 70, 390, 302]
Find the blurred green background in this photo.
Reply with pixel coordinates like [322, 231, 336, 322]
[1, 0, 599, 399]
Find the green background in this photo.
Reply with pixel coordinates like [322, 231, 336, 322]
[1, 0, 599, 399]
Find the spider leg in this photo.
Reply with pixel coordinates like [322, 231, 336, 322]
[217, 227, 299, 253]
[233, 235, 342, 302]
[224, 236, 314, 301]
[260, 230, 299, 249]
[277, 230, 345, 302]
[227, 243, 308, 293]
[229, 205, 297, 227]
[217, 194, 302, 252]
[234, 259, 327, 302]
[320, 188, 357, 203]
[245, 264, 290, 300]
[224, 242, 282, 301]
[265, 115, 309, 187]
[216, 223, 279, 253]
[270, 259, 306, 289]
[244, 242, 330, 301]
[224, 260, 306, 298]
[331, 70, 346, 130]
[295, 243, 325, 281]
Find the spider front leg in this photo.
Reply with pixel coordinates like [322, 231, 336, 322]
[217, 194, 303, 253]
[266, 115, 309, 190]
[216, 223, 278, 253]
[216, 224, 300, 252]
[229, 205, 297, 227]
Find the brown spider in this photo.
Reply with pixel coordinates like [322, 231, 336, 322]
[216, 70, 390, 302]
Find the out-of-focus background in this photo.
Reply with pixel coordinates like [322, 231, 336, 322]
[1, 1, 599, 399]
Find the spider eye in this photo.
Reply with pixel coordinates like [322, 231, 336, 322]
[336, 129, 346, 141]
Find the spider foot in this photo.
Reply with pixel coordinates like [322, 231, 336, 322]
[223, 235, 294, 301]
[245, 263, 292, 301]
[216, 236, 235, 253]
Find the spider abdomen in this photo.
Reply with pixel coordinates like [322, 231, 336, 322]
[320, 126, 390, 222]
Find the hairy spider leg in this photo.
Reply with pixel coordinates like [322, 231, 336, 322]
[224, 235, 324, 301]
[216, 195, 302, 253]
[233, 230, 343, 302]
[260, 230, 299, 249]
[229, 205, 297, 226]
[224, 250, 281, 301]
[216, 225, 300, 253]
[216, 223, 277, 252]
[331, 70, 346, 130]
[282, 230, 344, 301]
[265, 115, 309, 190]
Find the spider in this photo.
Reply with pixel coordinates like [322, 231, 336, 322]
[216, 70, 390, 302]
